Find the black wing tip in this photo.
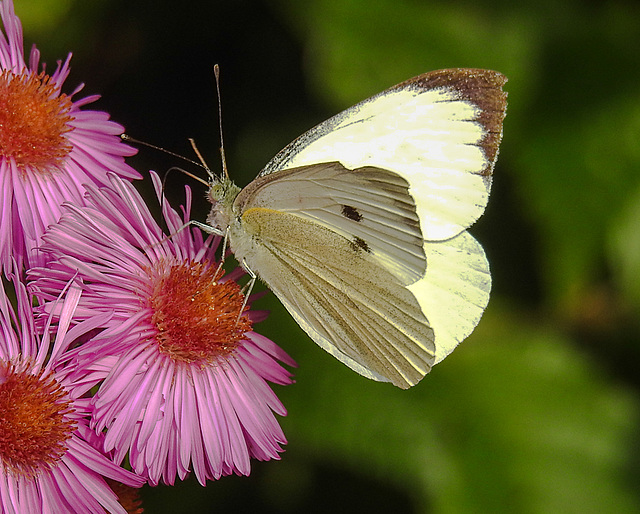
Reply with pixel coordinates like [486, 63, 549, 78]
[399, 68, 507, 92]
[403, 68, 508, 117]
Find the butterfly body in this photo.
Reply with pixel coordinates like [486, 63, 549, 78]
[205, 68, 507, 388]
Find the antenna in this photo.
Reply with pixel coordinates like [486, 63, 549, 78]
[214, 64, 229, 179]
[121, 134, 213, 185]
[121, 134, 203, 169]
[187, 138, 214, 184]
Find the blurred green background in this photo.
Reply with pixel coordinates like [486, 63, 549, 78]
[17, 0, 640, 512]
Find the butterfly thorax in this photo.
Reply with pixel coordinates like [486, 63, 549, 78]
[206, 176, 241, 235]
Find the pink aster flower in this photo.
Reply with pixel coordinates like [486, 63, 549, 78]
[29, 171, 296, 486]
[0, 269, 145, 514]
[0, 0, 140, 271]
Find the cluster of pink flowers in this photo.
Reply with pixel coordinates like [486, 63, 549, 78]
[0, 1, 294, 512]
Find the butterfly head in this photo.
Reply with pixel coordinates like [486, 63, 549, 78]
[206, 175, 241, 234]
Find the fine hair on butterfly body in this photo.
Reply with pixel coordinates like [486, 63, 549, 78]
[203, 68, 507, 389]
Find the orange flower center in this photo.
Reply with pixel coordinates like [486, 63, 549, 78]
[149, 261, 253, 363]
[0, 363, 75, 477]
[0, 70, 74, 174]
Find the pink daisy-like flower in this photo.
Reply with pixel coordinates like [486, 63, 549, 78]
[0, 0, 140, 271]
[29, 171, 296, 486]
[0, 269, 145, 514]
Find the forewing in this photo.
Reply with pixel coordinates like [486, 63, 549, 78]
[259, 68, 507, 241]
[234, 162, 426, 284]
[233, 207, 436, 389]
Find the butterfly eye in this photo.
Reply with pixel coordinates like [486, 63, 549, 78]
[208, 178, 241, 207]
[208, 184, 224, 202]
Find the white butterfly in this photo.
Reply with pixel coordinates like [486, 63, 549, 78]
[204, 68, 507, 389]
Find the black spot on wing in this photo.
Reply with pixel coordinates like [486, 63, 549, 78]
[350, 236, 370, 254]
[342, 205, 363, 222]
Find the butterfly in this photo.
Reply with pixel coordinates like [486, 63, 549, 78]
[204, 68, 507, 389]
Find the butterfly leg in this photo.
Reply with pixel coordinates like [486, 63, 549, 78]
[141, 220, 213, 251]
[237, 259, 257, 322]
[211, 226, 232, 281]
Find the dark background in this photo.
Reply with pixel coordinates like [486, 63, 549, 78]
[20, 0, 640, 512]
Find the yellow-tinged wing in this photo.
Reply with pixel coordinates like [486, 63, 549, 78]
[234, 206, 436, 389]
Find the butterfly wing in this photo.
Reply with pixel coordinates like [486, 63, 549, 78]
[232, 200, 436, 389]
[260, 68, 507, 241]
[234, 161, 427, 285]
[415, 230, 491, 365]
